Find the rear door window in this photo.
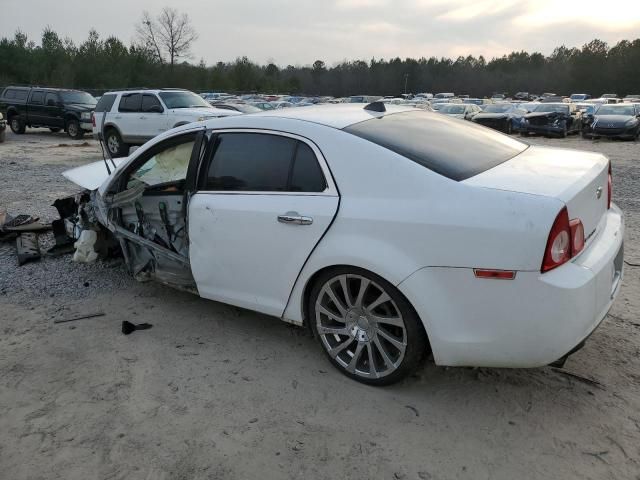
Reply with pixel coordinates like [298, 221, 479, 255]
[118, 93, 142, 112]
[290, 142, 326, 192]
[344, 110, 528, 181]
[205, 133, 296, 191]
[45, 92, 58, 106]
[203, 133, 327, 192]
[30, 91, 44, 105]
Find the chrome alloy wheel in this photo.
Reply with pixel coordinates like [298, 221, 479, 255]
[107, 134, 120, 154]
[315, 274, 407, 379]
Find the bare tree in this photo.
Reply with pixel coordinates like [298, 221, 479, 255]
[135, 7, 199, 67]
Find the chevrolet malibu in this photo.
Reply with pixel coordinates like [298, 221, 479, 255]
[62, 103, 624, 385]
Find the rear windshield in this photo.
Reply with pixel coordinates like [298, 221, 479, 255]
[343, 111, 527, 181]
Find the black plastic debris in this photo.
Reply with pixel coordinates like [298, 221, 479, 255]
[121, 321, 153, 335]
[46, 218, 75, 256]
[16, 232, 41, 265]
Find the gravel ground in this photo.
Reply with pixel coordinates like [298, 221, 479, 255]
[1, 128, 639, 480]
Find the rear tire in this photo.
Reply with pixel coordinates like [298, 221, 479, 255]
[104, 129, 129, 158]
[66, 119, 84, 140]
[506, 120, 513, 134]
[0, 129, 5, 143]
[9, 116, 25, 134]
[308, 267, 428, 386]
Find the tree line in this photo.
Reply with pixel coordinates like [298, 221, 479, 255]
[1, 24, 639, 97]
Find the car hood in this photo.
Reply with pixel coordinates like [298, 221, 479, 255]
[66, 104, 96, 112]
[62, 158, 129, 190]
[524, 111, 568, 119]
[593, 114, 635, 126]
[167, 107, 242, 117]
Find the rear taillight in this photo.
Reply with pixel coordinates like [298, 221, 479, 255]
[542, 207, 571, 272]
[607, 162, 612, 209]
[541, 207, 585, 273]
[569, 218, 584, 255]
[91, 112, 96, 128]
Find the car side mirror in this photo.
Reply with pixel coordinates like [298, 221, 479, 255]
[148, 105, 163, 113]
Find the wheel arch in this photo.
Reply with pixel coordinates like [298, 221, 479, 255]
[64, 112, 80, 125]
[295, 263, 427, 337]
[102, 122, 124, 138]
[6, 106, 20, 118]
[172, 121, 191, 129]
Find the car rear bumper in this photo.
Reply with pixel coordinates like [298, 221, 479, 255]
[398, 204, 624, 368]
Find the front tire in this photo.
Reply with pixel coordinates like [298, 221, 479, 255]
[66, 119, 84, 139]
[104, 129, 130, 158]
[0, 129, 5, 143]
[505, 120, 513, 134]
[309, 267, 428, 385]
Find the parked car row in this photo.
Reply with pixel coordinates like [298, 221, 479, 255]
[432, 98, 640, 140]
[2, 85, 638, 145]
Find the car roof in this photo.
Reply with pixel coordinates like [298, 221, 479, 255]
[246, 103, 417, 129]
[102, 89, 188, 95]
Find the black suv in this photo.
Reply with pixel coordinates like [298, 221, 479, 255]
[0, 86, 96, 139]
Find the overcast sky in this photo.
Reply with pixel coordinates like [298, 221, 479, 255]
[1, 0, 639, 66]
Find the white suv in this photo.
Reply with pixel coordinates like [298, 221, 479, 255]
[92, 89, 242, 157]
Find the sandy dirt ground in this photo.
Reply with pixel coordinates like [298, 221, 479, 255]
[1, 128, 639, 480]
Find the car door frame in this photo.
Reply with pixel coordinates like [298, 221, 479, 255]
[44, 91, 64, 128]
[187, 127, 341, 316]
[27, 89, 46, 125]
[139, 93, 168, 139]
[100, 128, 208, 290]
[116, 92, 146, 144]
[193, 128, 339, 197]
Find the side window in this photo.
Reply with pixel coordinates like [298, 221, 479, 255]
[126, 137, 196, 190]
[119, 93, 142, 113]
[290, 142, 326, 192]
[206, 133, 296, 191]
[15, 90, 28, 101]
[45, 92, 58, 106]
[30, 91, 44, 104]
[95, 94, 116, 113]
[141, 94, 163, 113]
[204, 133, 327, 192]
[3, 89, 15, 99]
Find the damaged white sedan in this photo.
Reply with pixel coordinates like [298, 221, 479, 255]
[61, 103, 624, 385]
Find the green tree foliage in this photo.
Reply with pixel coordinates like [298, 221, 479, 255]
[1, 28, 639, 97]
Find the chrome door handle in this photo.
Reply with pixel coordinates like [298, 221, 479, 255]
[139, 116, 147, 119]
[278, 213, 313, 225]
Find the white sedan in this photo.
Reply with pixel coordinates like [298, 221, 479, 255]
[63, 103, 624, 385]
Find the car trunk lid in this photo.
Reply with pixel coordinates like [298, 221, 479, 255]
[464, 145, 609, 245]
